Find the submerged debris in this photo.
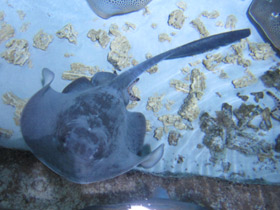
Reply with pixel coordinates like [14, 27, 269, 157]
[201, 10, 220, 19]
[232, 69, 257, 88]
[200, 112, 225, 162]
[142, 6, 150, 16]
[178, 93, 200, 122]
[191, 18, 209, 38]
[2, 92, 27, 126]
[0, 22, 15, 44]
[176, 1, 187, 11]
[200, 102, 275, 163]
[158, 114, 191, 130]
[122, 22, 136, 31]
[225, 15, 237, 29]
[146, 94, 164, 113]
[62, 63, 103, 80]
[260, 65, 280, 91]
[165, 100, 175, 111]
[237, 93, 249, 101]
[169, 79, 189, 93]
[227, 130, 273, 157]
[158, 115, 182, 127]
[33, 30, 53, 50]
[275, 135, 280, 153]
[176, 155, 185, 164]
[154, 127, 164, 140]
[151, 23, 158, 29]
[64, 53, 74, 58]
[87, 29, 110, 48]
[0, 127, 13, 139]
[146, 120, 152, 132]
[173, 69, 205, 122]
[266, 91, 280, 121]
[260, 107, 272, 131]
[168, 10, 185, 29]
[190, 68, 206, 99]
[109, 24, 122, 37]
[219, 39, 251, 67]
[1, 39, 30, 66]
[0, 11, 4, 20]
[158, 33, 172, 42]
[250, 91, 264, 103]
[248, 42, 275, 60]
[168, 130, 181, 146]
[56, 23, 78, 44]
[108, 35, 131, 70]
[215, 103, 236, 129]
[20, 22, 30, 33]
[203, 53, 223, 71]
[233, 103, 262, 130]
[145, 53, 158, 74]
[17, 10, 26, 20]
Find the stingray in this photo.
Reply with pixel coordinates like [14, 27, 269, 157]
[20, 29, 250, 184]
[86, 0, 152, 19]
[248, 0, 280, 50]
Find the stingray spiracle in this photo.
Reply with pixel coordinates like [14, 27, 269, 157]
[127, 78, 140, 101]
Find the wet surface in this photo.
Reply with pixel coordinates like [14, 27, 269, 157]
[0, 148, 279, 210]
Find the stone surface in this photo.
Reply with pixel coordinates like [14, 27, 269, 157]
[0, 148, 280, 210]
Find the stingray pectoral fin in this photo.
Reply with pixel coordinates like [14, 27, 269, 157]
[21, 69, 67, 140]
[91, 72, 117, 86]
[42, 68, 54, 86]
[62, 77, 93, 93]
[126, 111, 146, 154]
[140, 144, 164, 168]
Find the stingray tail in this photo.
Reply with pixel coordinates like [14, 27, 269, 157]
[113, 29, 250, 89]
[166, 29, 250, 59]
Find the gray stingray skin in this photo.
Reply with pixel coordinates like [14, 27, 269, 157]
[86, 0, 152, 19]
[249, 0, 280, 50]
[20, 29, 250, 184]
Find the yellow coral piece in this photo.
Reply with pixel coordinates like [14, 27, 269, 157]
[158, 33, 172, 42]
[169, 79, 189, 93]
[249, 42, 276, 60]
[0, 11, 5, 21]
[146, 94, 164, 113]
[232, 69, 257, 88]
[17, 10, 26, 20]
[1, 39, 30, 66]
[62, 63, 103, 81]
[56, 24, 78, 44]
[176, 1, 187, 11]
[108, 36, 132, 70]
[168, 10, 186, 29]
[178, 93, 200, 121]
[33, 30, 54, 50]
[201, 10, 220, 19]
[0, 22, 15, 44]
[191, 18, 209, 38]
[87, 29, 110, 48]
[225, 15, 237, 29]
[2, 92, 27, 126]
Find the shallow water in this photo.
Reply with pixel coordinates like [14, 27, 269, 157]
[0, 0, 279, 185]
